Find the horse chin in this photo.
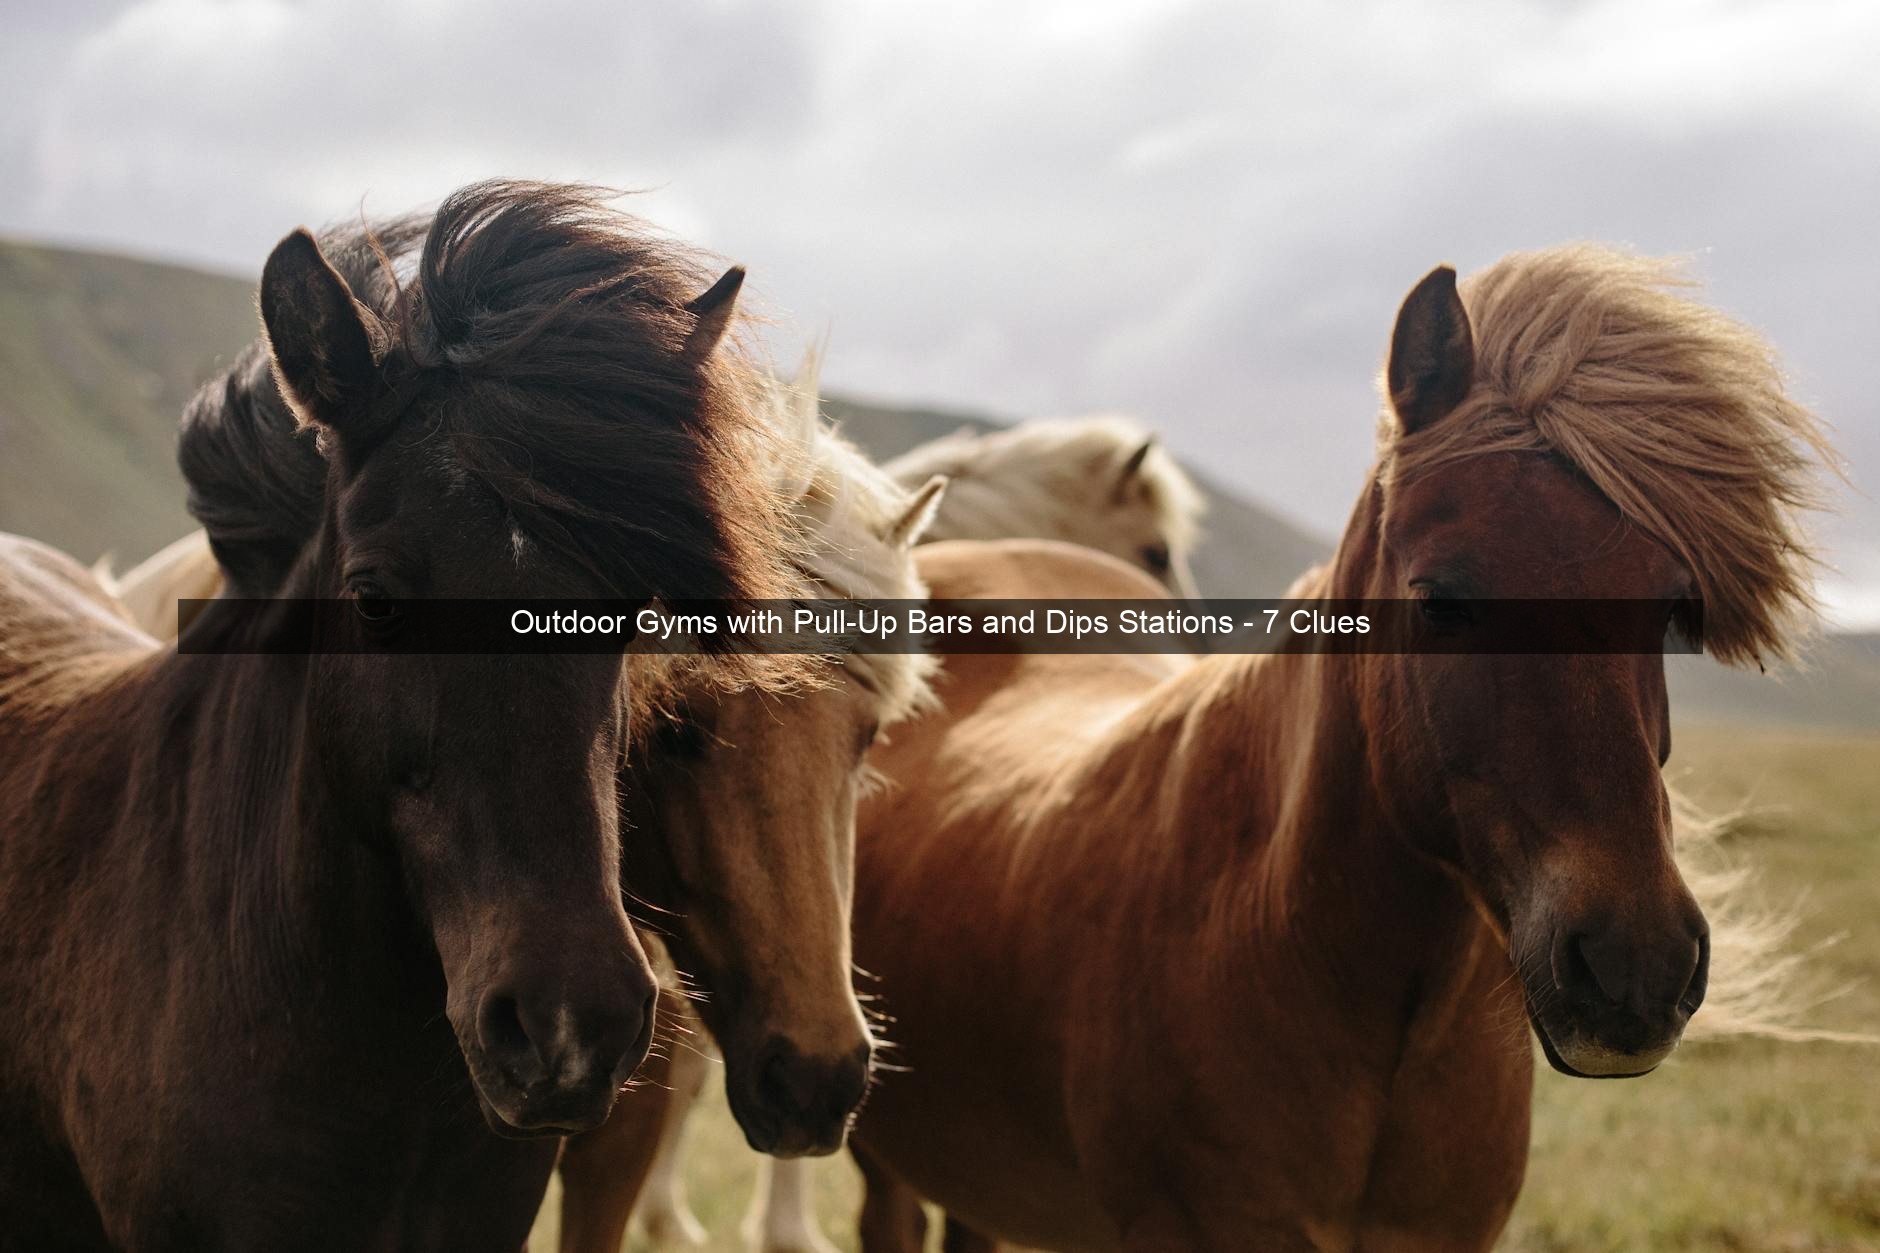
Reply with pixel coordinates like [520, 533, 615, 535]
[724, 1088, 853, 1159]
[722, 1047, 866, 1159]
[1529, 1014, 1675, 1080]
[460, 1048, 621, 1139]
[470, 1082, 618, 1139]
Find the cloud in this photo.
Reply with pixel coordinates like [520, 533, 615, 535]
[3, 0, 1876, 614]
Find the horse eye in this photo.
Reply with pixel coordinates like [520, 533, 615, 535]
[858, 720, 881, 755]
[1412, 581, 1471, 626]
[1140, 544, 1171, 574]
[350, 580, 402, 627]
[1666, 595, 1699, 646]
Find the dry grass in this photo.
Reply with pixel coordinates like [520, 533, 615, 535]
[1505, 724, 1880, 1252]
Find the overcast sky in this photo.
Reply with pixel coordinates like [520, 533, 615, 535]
[4, 0, 1876, 622]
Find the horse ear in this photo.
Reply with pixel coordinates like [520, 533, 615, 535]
[1387, 265, 1475, 434]
[258, 229, 382, 438]
[1114, 437, 1155, 500]
[684, 265, 746, 359]
[887, 475, 947, 548]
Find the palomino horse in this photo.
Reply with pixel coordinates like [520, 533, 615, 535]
[844, 247, 1832, 1251]
[615, 412, 1210, 1253]
[886, 414, 1207, 600]
[0, 181, 795, 1249]
[554, 360, 947, 1253]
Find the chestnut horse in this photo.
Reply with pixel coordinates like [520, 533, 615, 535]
[845, 247, 1832, 1251]
[0, 182, 793, 1250]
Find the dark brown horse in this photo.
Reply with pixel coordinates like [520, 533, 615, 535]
[111, 328, 942, 1251]
[107, 359, 947, 1250]
[843, 248, 1832, 1251]
[0, 182, 788, 1250]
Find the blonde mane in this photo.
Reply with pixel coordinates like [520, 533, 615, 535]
[740, 352, 939, 725]
[1375, 245, 1858, 1047]
[1384, 245, 1836, 667]
[885, 414, 1205, 555]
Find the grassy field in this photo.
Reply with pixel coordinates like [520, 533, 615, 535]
[529, 723, 1880, 1252]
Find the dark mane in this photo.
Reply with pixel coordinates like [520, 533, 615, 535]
[177, 214, 424, 596]
[179, 181, 788, 604]
[175, 342, 318, 596]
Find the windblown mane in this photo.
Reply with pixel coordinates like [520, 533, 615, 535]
[1373, 246, 1859, 1046]
[885, 414, 1204, 554]
[757, 350, 937, 724]
[590, 347, 941, 744]
[1383, 245, 1836, 667]
[179, 181, 792, 611]
[177, 216, 425, 595]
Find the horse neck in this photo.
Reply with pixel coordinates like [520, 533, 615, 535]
[130, 546, 423, 1005]
[1082, 482, 1490, 1036]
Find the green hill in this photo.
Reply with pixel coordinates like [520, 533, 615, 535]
[0, 240, 257, 565]
[1, 237, 1873, 731]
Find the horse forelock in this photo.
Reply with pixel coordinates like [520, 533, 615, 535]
[183, 181, 798, 629]
[1381, 244, 1837, 667]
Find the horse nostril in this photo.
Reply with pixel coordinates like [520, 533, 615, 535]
[1680, 930, 1711, 1016]
[756, 1040, 819, 1121]
[623, 988, 658, 1068]
[1555, 932, 1603, 1002]
[835, 1042, 875, 1114]
[1560, 929, 1637, 1010]
[476, 993, 542, 1081]
[1556, 923, 1708, 1021]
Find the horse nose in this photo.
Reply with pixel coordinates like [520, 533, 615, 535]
[1556, 918, 1709, 1023]
[752, 1036, 873, 1151]
[477, 977, 657, 1094]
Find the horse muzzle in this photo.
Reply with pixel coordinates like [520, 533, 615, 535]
[727, 1035, 874, 1157]
[457, 974, 659, 1137]
[1520, 912, 1710, 1080]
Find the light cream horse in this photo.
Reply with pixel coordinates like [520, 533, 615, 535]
[94, 530, 221, 639]
[886, 415, 1206, 600]
[624, 415, 1208, 1253]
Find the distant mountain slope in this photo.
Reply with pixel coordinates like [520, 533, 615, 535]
[1, 237, 1873, 730]
[1667, 634, 1880, 731]
[0, 241, 257, 564]
[0, 238, 1332, 599]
